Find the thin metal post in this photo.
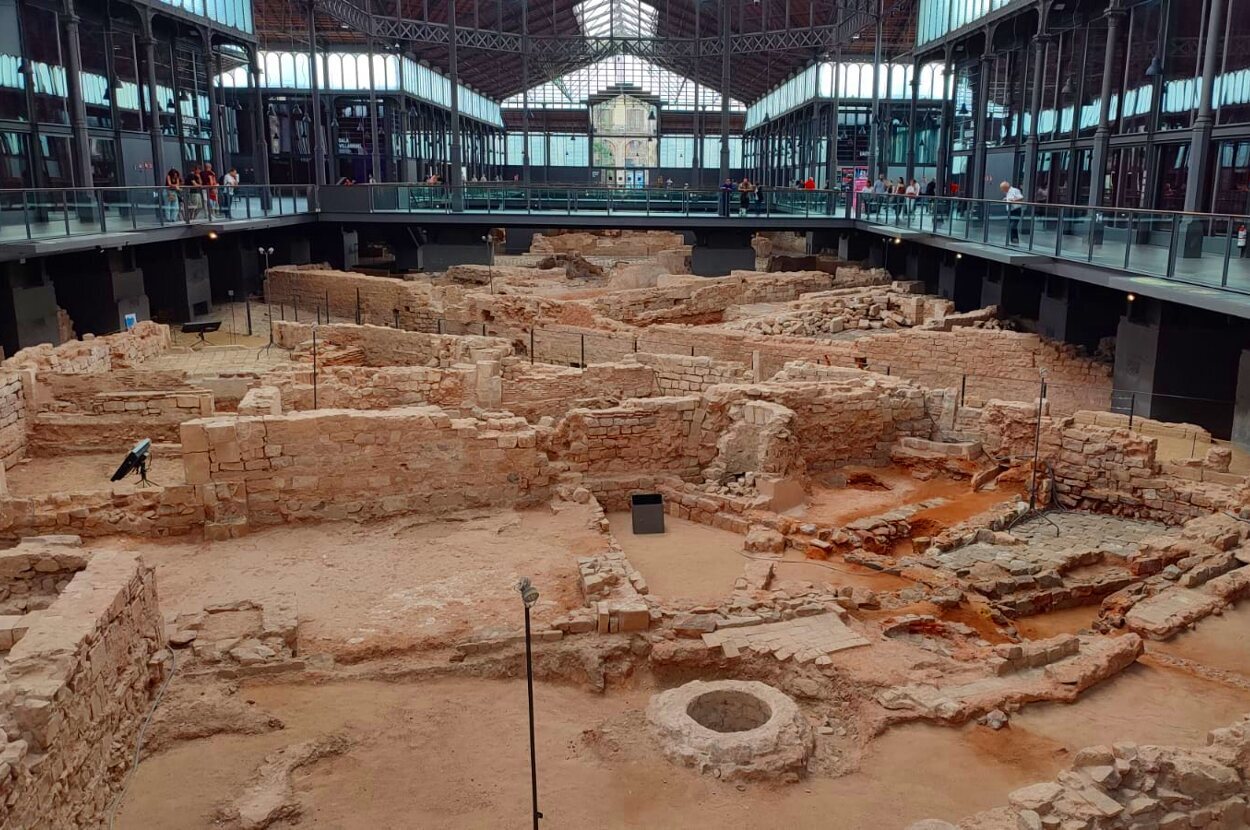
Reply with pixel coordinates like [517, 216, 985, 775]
[312, 326, 319, 409]
[326, 289, 331, 322]
[1028, 377, 1047, 511]
[294, 295, 299, 322]
[960, 374, 967, 407]
[1128, 391, 1136, 430]
[580, 333, 585, 367]
[356, 287, 362, 324]
[529, 328, 535, 364]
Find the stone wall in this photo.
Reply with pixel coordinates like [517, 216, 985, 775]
[0, 542, 164, 829]
[273, 322, 512, 367]
[943, 715, 1250, 830]
[978, 401, 1246, 524]
[34, 369, 192, 412]
[530, 229, 685, 256]
[588, 271, 834, 325]
[0, 486, 203, 539]
[1, 321, 170, 374]
[629, 352, 752, 394]
[258, 365, 477, 412]
[499, 362, 657, 421]
[547, 398, 704, 478]
[0, 374, 25, 470]
[26, 388, 211, 453]
[264, 266, 442, 330]
[181, 407, 556, 530]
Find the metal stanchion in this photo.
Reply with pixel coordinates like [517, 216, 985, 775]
[517, 577, 542, 830]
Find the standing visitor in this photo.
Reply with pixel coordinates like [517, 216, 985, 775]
[1000, 180, 1024, 244]
[803, 176, 816, 190]
[185, 166, 203, 222]
[905, 178, 919, 218]
[164, 169, 182, 222]
[719, 177, 735, 217]
[203, 163, 218, 220]
[222, 167, 239, 217]
[737, 177, 755, 216]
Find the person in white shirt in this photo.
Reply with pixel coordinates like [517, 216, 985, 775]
[221, 168, 239, 217]
[1000, 180, 1024, 244]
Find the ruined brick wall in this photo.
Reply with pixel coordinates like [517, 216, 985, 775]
[26, 389, 211, 454]
[181, 408, 556, 527]
[849, 328, 1112, 413]
[700, 379, 933, 472]
[629, 353, 751, 395]
[977, 402, 1244, 524]
[500, 362, 656, 421]
[273, 322, 512, 367]
[588, 271, 833, 325]
[530, 229, 685, 256]
[264, 267, 443, 330]
[35, 369, 192, 411]
[0, 486, 204, 537]
[259, 365, 477, 411]
[0, 549, 164, 829]
[547, 398, 703, 478]
[1, 321, 171, 374]
[85, 389, 213, 418]
[0, 374, 25, 469]
[721, 283, 953, 335]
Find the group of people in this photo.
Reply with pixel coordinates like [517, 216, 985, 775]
[719, 177, 770, 216]
[864, 174, 938, 218]
[164, 163, 239, 223]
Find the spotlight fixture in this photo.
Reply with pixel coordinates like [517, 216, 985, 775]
[111, 438, 155, 486]
[893, 237, 902, 245]
[1145, 56, 1163, 78]
[207, 231, 218, 240]
[1126, 293, 1136, 302]
[955, 252, 963, 260]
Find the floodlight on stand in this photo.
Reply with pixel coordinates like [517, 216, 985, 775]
[110, 438, 156, 487]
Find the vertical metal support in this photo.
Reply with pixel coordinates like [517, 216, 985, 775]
[1223, 220, 1234, 286]
[580, 333, 585, 368]
[1022, 34, 1048, 200]
[447, 0, 464, 210]
[203, 31, 225, 172]
[1088, 2, 1124, 209]
[867, 0, 884, 177]
[250, 49, 271, 207]
[905, 57, 920, 183]
[307, 0, 326, 188]
[935, 45, 954, 195]
[245, 295, 253, 335]
[139, 28, 164, 186]
[971, 44, 993, 201]
[61, 0, 94, 188]
[1183, 0, 1226, 215]
[520, 1, 530, 186]
[356, 287, 362, 324]
[1128, 392, 1136, 430]
[367, 37, 380, 180]
[960, 374, 967, 407]
[529, 328, 535, 364]
[718, 3, 730, 182]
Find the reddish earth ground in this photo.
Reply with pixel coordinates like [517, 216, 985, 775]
[98, 505, 603, 659]
[114, 658, 1250, 830]
[796, 467, 1021, 529]
[607, 512, 747, 604]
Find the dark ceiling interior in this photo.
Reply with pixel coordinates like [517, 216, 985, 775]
[252, 0, 919, 104]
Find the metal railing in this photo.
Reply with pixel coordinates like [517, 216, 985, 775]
[856, 194, 1250, 294]
[0, 185, 315, 242]
[350, 182, 851, 218]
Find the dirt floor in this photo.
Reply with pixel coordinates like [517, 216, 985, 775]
[1011, 604, 1102, 640]
[792, 468, 1020, 529]
[100, 505, 604, 659]
[607, 512, 747, 604]
[1147, 601, 1250, 677]
[114, 652, 1250, 830]
[6, 451, 185, 496]
[773, 552, 916, 593]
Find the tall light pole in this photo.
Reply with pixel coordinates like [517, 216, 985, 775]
[517, 577, 542, 830]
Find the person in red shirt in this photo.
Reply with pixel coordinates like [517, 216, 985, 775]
[803, 177, 816, 190]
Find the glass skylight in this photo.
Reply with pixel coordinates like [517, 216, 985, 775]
[502, 55, 744, 112]
[573, 0, 658, 38]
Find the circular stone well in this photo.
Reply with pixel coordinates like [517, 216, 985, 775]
[646, 680, 813, 781]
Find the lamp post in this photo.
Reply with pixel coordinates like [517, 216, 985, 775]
[517, 577, 542, 830]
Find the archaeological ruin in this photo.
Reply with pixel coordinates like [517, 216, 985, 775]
[1, 229, 1249, 830]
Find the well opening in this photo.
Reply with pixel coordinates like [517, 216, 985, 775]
[686, 689, 772, 733]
